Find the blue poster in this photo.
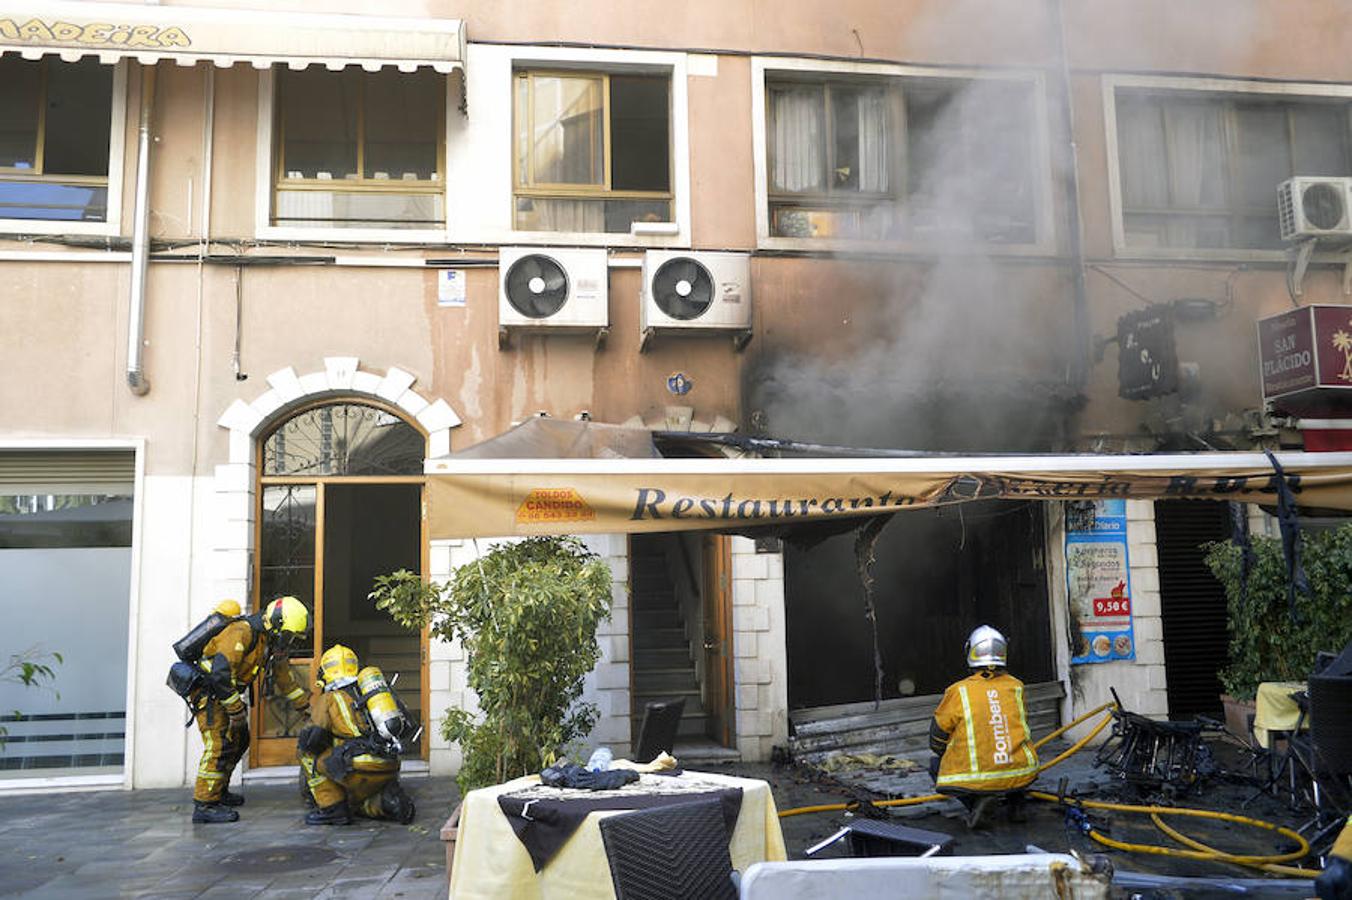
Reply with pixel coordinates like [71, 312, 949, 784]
[1066, 500, 1136, 665]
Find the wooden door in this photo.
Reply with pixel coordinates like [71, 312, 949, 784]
[251, 479, 429, 767]
[700, 534, 733, 747]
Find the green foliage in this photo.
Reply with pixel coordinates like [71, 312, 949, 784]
[0, 647, 62, 749]
[1204, 525, 1352, 701]
[370, 537, 612, 793]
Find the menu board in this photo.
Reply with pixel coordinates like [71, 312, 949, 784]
[1066, 500, 1135, 665]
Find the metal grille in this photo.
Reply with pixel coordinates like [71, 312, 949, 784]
[1155, 500, 1231, 719]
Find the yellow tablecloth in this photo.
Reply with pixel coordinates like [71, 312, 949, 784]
[448, 769, 788, 899]
[1253, 680, 1307, 749]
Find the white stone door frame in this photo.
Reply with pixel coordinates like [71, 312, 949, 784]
[212, 356, 461, 607]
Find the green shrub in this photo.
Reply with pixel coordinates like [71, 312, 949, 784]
[370, 537, 612, 793]
[1204, 524, 1352, 701]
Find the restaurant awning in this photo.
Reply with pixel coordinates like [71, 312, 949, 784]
[425, 445, 1352, 539]
[0, 1, 464, 71]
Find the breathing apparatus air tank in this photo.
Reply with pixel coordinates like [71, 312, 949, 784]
[357, 666, 411, 750]
[172, 599, 243, 662]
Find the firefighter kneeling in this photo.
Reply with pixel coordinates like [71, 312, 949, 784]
[299, 644, 418, 826]
[928, 625, 1039, 828]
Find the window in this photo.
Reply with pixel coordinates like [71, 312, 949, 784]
[272, 67, 445, 230]
[0, 57, 114, 223]
[513, 70, 671, 233]
[262, 402, 424, 476]
[766, 75, 1038, 244]
[0, 492, 132, 777]
[1114, 89, 1352, 251]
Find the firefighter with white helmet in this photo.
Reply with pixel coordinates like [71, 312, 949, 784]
[180, 595, 311, 824]
[928, 624, 1039, 827]
[297, 643, 416, 826]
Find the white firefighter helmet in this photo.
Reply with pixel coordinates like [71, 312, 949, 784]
[965, 625, 1008, 669]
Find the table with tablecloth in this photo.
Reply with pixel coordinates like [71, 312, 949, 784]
[1253, 680, 1308, 750]
[448, 769, 787, 899]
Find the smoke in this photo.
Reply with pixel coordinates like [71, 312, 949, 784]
[749, 76, 1078, 452]
[750, 2, 1277, 453]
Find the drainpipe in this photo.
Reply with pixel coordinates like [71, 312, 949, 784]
[126, 65, 157, 396]
[1051, 0, 1090, 393]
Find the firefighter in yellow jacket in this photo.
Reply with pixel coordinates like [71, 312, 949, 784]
[928, 625, 1039, 827]
[190, 596, 310, 824]
[297, 644, 415, 826]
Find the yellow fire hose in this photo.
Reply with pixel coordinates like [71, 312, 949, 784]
[777, 701, 1319, 879]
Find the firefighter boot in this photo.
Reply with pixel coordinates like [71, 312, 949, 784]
[192, 801, 240, 824]
[964, 795, 995, 830]
[306, 800, 353, 826]
[220, 790, 245, 807]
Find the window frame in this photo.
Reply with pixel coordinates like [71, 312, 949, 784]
[512, 69, 674, 205]
[0, 59, 127, 237]
[0, 436, 144, 793]
[752, 56, 1053, 255]
[255, 66, 452, 243]
[509, 66, 676, 236]
[444, 44, 691, 248]
[1104, 73, 1352, 261]
[764, 75, 903, 208]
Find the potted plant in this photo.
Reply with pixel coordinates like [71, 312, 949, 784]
[370, 536, 613, 793]
[1204, 523, 1352, 738]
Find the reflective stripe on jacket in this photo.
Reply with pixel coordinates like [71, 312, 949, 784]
[931, 670, 1039, 793]
[199, 620, 306, 715]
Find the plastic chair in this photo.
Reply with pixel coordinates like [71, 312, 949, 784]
[633, 697, 686, 764]
[599, 797, 737, 900]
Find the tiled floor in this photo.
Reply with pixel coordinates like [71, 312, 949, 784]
[0, 774, 456, 899]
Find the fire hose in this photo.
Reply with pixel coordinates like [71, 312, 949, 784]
[776, 701, 1318, 879]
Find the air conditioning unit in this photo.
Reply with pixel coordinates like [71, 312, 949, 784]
[1278, 177, 1352, 243]
[639, 251, 753, 352]
[498, 247, 609, 349]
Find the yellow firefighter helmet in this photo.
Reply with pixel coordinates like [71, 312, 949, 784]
[319, 644, 360, 690]
[263, 595, 309, 637]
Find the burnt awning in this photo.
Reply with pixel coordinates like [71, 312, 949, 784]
[0, 1, 464, 72]
[425, 437, 1352, 539]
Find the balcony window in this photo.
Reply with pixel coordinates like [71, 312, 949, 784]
[767, 76, 1037, 244]
[513, 70, 672, 233]
[273, 67, 445, 230]
[1115, 89, 1352, 251]
[0, 57, 113, 223]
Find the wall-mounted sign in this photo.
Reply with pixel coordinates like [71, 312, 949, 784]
[1117, 305, 1179, 400]
[1258, 304, 1352, 413]
[437, 269, 466, 307]
[666, 372, 693, 396]
[1066, 500, 1135, 665]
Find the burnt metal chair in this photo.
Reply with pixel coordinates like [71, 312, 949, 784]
[599, 796, 737, 900]
[633, 697, 686, 764]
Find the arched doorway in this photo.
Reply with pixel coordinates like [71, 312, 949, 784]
[251, 400, 427, 767]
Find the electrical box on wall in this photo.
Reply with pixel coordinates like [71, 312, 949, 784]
[498, 247, 609, 349]
[639, 250, 753, 352]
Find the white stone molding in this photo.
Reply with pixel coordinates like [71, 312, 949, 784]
[211, 357, 461, 605]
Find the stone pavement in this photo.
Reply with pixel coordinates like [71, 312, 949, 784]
[0, 773, 457, 899]
[0, 751, 1322, 898]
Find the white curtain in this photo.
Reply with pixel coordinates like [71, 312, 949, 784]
[856, 90, 889, 193]
[771, 87, 825, 193]
[522, 198, 605, 233]
[1163, 102, 1225, 246]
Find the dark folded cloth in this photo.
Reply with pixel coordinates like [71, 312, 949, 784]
[540, 762, 640, 791]
[498, 785, 743, 872]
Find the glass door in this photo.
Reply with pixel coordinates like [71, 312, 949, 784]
[253, 484, 319, 767]
[251, 401, 428, 768]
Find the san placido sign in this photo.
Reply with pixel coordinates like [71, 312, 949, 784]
[1258, 304, 1352, 410]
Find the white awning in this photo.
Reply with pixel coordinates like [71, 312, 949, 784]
[0, 1, 464, 71]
